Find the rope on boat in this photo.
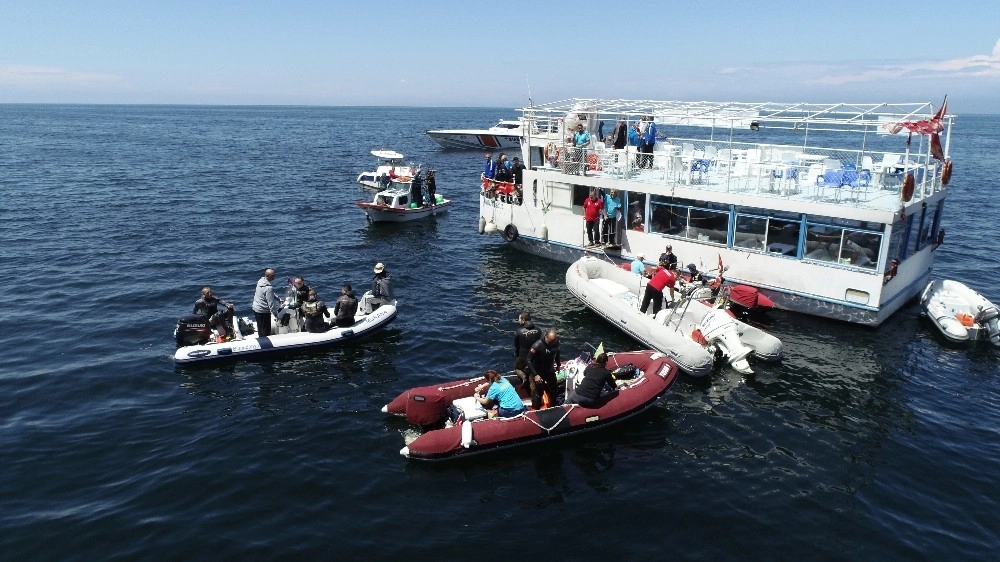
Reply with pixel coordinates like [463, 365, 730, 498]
[524, 405, 577, 433]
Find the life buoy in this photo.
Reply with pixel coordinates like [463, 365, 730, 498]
[902, 172, 915, 202]
[941, 159, 953, 185]
[502, 223, 519, 242]
[587, 152, 601, 171]
[544, 142, 560, 163]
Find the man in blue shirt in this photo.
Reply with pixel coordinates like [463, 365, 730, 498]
[483, 153, 497, 180]
[630, 254, 645, 275]
[602, 188, 622, 245]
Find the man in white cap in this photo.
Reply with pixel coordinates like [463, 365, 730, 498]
[370, 262, 394, 310]
[630, 254, 645, 275]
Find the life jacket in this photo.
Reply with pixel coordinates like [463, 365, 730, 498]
[302, 300, 321, 317]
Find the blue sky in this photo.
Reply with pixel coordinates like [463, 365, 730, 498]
[2, 0, 999, 112]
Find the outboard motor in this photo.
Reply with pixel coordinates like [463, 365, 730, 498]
[699, 308, 754, 374]
[975, 306, 1000, 346]
[175, 315, 211, 347]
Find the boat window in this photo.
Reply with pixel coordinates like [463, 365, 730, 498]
[687, 208, 728, 245]
[906, 204, 928, 256]
[572, 184, 590, 207]
[804, 223, 881, 270]
[733, 210, 800, 255]
[399, 195, 408, 206]
[625, 191, 646, 231]
[885, 219, 908, 268]
[649, 196, 727, 243]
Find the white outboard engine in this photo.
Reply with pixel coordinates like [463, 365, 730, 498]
[974, 306, 1000, 346]
[699, 308, 754, 374]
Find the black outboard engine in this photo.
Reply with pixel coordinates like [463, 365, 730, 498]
[974, 306, 1000, 346]
[175, 315, 212, 347]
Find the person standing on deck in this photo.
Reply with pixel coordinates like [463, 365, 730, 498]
[582, 188, 604, 247]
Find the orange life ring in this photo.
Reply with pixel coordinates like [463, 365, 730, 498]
[544, 142, 560, 163]
[902, 172, 915, 202]
[587, 152, 601, 171]
[941, 159, 953, 185]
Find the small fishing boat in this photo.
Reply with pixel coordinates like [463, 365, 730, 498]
[356, 187, 450, 222]
[356, 150, 417, 190]
[919, 279, 1000, 346]
[173, 290, 397, 364]
[383, 348, 678, 461]
[566, 256, 783, 376]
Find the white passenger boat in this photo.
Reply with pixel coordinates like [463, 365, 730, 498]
[357, 150, 417, 190]
[426, 119, 529, 150]
[174, 291, 397, 364]
[356, 187, 450, 222]
[479, 97, 955, 326]
[566, 256, 782, 376]
[919, 279, 1000, 346]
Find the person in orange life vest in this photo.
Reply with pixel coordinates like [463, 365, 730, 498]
[639, 265, 676, 315]
[582, 188, 604, 246]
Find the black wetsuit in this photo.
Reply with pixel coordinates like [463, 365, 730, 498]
[513, 321, 542, 374]
[526, 338, 561, 409]
[567, 363, 616, 407]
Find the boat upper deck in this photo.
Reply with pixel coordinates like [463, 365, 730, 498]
[519, 98, 953, 214]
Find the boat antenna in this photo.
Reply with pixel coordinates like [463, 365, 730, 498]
[526, 76, 532, 107]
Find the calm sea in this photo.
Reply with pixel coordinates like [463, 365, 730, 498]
[1, 105, 997, 560]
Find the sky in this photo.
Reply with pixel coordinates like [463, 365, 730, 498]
[1, 0, 999, 113]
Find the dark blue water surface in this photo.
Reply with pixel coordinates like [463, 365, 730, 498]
[1, 105, 998, 560]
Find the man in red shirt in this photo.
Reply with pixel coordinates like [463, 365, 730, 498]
[582, 189, 604, 246]
[640, 265, 676, 315]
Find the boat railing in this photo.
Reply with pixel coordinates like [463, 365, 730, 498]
[532, 137, 945, 210]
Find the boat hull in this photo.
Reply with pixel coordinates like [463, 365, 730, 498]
[384, 350, 678, 461]
[357, 200, 450, 222]
[174, 301, 397, 364]
[920, 279, 1000, 346]
[427, 132, 521, 150]
[565, 257, 782, 376]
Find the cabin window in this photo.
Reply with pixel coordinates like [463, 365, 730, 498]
[624, 191, 647, 231]
[399, 195, 408, 206]
[650, 196, 727, 244]
[572, 184, 591, 207]
[885, 219, 908, 268]
[906, 204, 928, 257]
[733, 208, 800, 256]
[803, 223, 881, 270]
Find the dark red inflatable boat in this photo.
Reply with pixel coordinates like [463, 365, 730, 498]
[382, 350, 678, 461]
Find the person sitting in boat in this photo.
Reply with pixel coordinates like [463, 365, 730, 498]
[300, 289, 330, 333]
[630, 254, 645, 275]
[370, 262, 394, 310]
[566, 344, 618, 408]
[514, 311, 542, 387]
[426, 170, 437, 205]
[525, 329, 562, 409]
[193, 286, 235, 341]
[473, 370, 525, 418]
[333, 285, 359, 327]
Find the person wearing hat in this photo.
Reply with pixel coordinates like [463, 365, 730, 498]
[630, 254, 646, 275]
[566, 343, 618, 407]
[659, 244, 678, 271]
[370, 262, 394, 310]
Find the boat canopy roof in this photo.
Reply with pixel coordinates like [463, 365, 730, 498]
[521, 98, 953, 134]
[371, 149, 405, 160]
